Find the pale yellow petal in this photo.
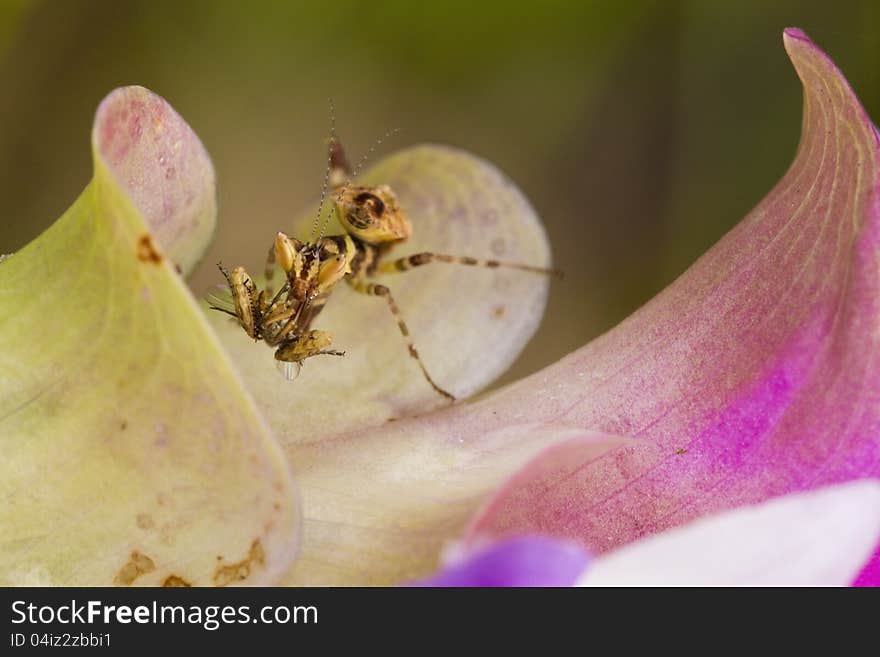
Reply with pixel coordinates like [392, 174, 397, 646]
[0, 87, 298, 586]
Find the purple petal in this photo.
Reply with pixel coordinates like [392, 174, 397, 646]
[412, 537, 591, 587]
[461, 29, 880, 585]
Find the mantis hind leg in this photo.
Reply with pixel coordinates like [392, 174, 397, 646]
[373, 252, 561, 278]
[347, 277, 455, 402]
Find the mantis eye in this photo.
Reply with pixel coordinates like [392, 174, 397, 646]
[354, 192, 385, 217]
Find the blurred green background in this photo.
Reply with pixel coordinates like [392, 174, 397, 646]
[1, 1, 878, 385]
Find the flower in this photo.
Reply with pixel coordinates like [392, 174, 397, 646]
[457, 28, 880, 587]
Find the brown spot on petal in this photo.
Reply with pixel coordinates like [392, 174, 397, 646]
[136, 513, 154, 530]
[492, 305, 506, 319]
[136, 234, 162, 264]
[162, 575, 192, 587]
[213, 539, 265, 586]
[114, 550, 155, 586]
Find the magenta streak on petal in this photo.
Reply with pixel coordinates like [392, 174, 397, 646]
[455, 29, 880, 585]
[410, 537, 591, 587]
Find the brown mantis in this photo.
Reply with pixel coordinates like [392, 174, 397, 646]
[210, 129, 558, 401]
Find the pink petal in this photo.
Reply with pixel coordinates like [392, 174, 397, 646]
[418, 481, 880, 587]
[462, 28, 880, 583]
[578, 480, 880, 587]
[93, 86, 216, 275]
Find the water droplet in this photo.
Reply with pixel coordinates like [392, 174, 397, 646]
[276, 360, 302, 381]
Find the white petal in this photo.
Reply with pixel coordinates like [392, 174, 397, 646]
[577, 480, 880, 586]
